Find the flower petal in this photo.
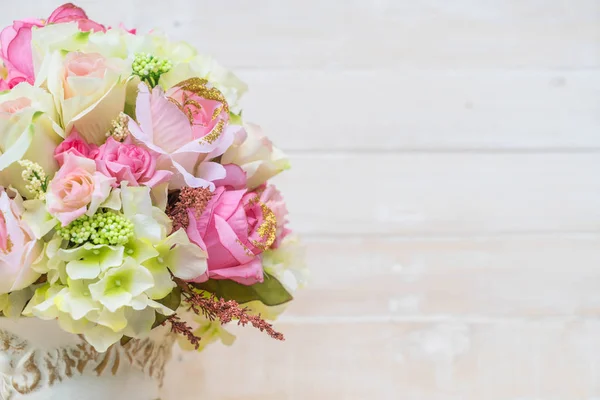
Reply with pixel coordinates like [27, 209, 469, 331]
[82, 324, 123, 352]
[134, 83, 193, 153]
[163, 229, 207, 281]
[66, 259, 101, 280]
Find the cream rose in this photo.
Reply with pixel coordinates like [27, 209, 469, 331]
[221, 123, 290, 190]
[0, 83, 63, 197]
[47, 50, 129, 145]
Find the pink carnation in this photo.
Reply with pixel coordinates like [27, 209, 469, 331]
[54, 129, 98, 166]
[186, 165, 289, 285]
[92, 136, 172, 187]
[128, 82, 237, 190]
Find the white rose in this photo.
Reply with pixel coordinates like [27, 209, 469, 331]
[46, 50, 130, 145]
[124, 30, 197, 63]
[0, 83, 63, 196]
[221, 122, 290, 189]
[262, 236, 309, 293]
[32, 23, 90, 84]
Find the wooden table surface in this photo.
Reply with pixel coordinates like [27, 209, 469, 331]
[3, 1, 600, 399]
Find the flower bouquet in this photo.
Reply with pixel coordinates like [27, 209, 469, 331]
[0, 3, 305, 399]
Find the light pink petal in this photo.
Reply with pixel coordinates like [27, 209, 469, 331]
[10, 240, 43, 291]
[47, 4, 89, 23]
[56, 206, 87, 226]
[213, 215, 255, 265]
[213, 164, 247, 190]
[205, 124, 238, 160]
[88, 172, 116, 216]
[140, 169, 172, 188]
[104, 159, 138, 186]
[0, 27, 17, 59]
[186, 211, 208, 252]
[135, 84, 193, 153]
[196, 188, 225, 238]
[6, 26, 34, 78]
[172, 123, 236, 156]
[172, 161, 214, 190]
[195, 161, 227, 183]
[214, 190, 246, 221]
[224, 203, 251, 243]
[202, 217, 240, 268]
[76, 20, 106, 33]
[127, 117, 157, 151]
[208, 257, 264, 285]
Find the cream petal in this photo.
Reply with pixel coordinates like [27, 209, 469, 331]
[123, 306, 156, 338]
[164, 229, 207, 281]
[65, 259, 101, 280]
[68, 77, 130, 145]
[82, 324, 123, 352]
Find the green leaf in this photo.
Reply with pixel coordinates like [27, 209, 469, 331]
[229, 112, 243, 126]
[152, 286, 182, 329]
[192, 273, 293, 307]
[74, 31, 91, 43]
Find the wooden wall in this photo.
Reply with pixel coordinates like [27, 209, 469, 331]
[3, 1, 600, 398]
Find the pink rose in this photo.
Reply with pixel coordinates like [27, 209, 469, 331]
[92, 136, 172, 187]
[47, 3, 106, 33]
[0, 18, 44, 86]
[186, 165, 289, 285]
[0, 189, 42, 294]
[46, 154, 115, 226]
[167, 81, 230, 143]
[129, 81, 237, 190]
[54, 129, 98, 166]
[0, 3, 105, 87]
[254, 184, 290, 249]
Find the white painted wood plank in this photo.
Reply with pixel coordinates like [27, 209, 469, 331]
[164, 320, 600, 399]
[240, 70, 600, 151]
[275, 153, 600, 235]
[285, 235, 600, 318]
[2, 0, 599, 69]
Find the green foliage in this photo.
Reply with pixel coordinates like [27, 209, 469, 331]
[152, 286, 182, 329]
[192, 273, 293, 307]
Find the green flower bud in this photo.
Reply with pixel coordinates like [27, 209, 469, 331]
[57, 211, 135, 246]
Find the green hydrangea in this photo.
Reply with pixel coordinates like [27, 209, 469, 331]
[57, 211, 135, 246]
[22, 185, 209, 352]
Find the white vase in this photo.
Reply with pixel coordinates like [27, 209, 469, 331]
[0, 318, 175, 400]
